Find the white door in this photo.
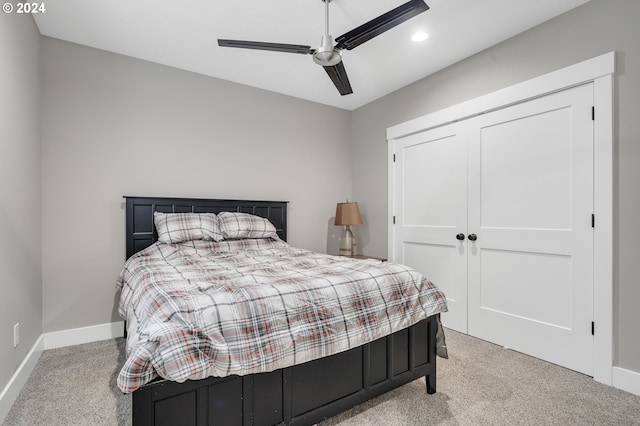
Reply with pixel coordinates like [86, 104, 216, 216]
[390, 83, 594, 375]
[466, 83, 594, 375]
[392, 122, 469, 333]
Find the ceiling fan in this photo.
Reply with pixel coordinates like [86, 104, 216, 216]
[218, 0, 430, 96]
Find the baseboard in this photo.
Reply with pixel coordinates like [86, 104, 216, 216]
[612, 366, 640, 397]
[43, 321, 125, 350]
[0, 335, 44, 423]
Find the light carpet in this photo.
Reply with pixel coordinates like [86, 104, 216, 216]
[4, 330, 640, 425]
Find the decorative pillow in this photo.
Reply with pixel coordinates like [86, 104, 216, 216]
[217, 211, 278, 240]
[154, 212, 224, 244]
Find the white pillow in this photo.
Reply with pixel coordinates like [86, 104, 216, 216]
[217, 212, 278, 240]
[154, 212, 224, 244]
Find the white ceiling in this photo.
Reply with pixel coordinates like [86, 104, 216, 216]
[33, 0, 590, 111]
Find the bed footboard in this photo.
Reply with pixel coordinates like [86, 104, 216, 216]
[132, 315, 437, 426]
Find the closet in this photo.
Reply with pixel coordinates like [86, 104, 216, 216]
[390, 83, 595, 375]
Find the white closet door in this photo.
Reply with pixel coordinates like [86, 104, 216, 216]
[392, 123, 469, 333]
[467, 83, 594, 375]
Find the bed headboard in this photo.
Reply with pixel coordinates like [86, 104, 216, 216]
[124, 196, 288, 259]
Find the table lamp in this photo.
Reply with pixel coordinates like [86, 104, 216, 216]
[334, 201, 362, 256]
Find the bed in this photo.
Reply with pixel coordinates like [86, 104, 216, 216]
[118, 196, 447, 426]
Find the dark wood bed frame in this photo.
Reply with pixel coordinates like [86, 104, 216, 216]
[123, 196, 438, 426]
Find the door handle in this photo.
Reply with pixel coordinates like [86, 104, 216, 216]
[468, 234, 477, 241]
[456, 233, 465, 241]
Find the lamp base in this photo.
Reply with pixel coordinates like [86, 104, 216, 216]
[339, 225, 355, 256]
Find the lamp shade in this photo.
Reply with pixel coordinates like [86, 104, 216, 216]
[334, 202, 362, 226]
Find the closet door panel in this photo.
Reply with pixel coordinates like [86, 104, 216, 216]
[467, 83, 594, 375]
[478, 107, 572, 230]
[392, 123, 468, 333]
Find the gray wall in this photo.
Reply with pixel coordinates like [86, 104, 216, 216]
[40, 38, 352, 333]
[351, 0, 640, 373]
[0, 12, 42, 391]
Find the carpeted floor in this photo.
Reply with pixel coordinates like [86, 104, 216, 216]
[4, 329, 640, 425]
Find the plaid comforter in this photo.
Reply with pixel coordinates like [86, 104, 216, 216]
[116, 238, 448, 393]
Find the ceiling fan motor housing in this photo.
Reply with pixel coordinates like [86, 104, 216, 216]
[313, 34, 342, 66]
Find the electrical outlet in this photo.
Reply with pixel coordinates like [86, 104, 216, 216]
[13, 323, 19, 348]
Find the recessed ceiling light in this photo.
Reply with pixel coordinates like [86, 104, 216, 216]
[411, 31, 429, 42]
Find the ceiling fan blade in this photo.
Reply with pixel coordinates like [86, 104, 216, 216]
[218, 39, 313, 55]
[334, 0, 429, 51]
[323, 62, 353, 96]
